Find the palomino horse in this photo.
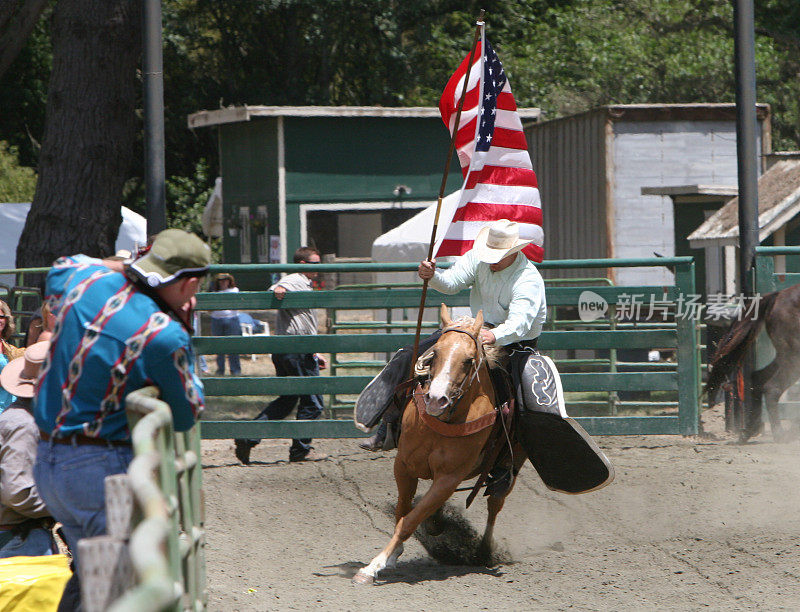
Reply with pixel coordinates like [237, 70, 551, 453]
[353, 305, 526, 585]
[707, 284, 800, 442]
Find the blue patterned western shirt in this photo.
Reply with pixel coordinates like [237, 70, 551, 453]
[34, 255, 204, 440]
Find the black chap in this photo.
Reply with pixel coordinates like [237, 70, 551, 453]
[511, 350, 614, 494]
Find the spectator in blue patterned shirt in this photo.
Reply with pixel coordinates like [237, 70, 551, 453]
[33, 229, 210, 610]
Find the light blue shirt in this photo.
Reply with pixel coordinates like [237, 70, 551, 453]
[429, 250, 547, 346]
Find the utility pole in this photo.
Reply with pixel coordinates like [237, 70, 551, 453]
[733, 0, 760, 438]
[143, 0, 167, 236]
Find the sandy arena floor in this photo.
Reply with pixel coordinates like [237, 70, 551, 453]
[200, 405, 800, 611]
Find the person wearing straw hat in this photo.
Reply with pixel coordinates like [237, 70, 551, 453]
[355, 219, 546, 451]
[0, 341, 56, 558]
[32, 228, 210, 609]
[355, 219, 614, 497]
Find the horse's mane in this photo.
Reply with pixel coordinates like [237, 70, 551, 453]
[445, 316, 508, 369]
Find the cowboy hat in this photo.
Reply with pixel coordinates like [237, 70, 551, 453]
[1, 341, 49, 398]
[472, 219, 532, 264]
[127, 229, 211, 288]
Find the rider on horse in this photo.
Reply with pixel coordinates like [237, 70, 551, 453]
[356, 218, 542, 448]
[355, 218, 612, 495]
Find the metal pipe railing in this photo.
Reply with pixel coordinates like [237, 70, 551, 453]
[109, 387, 206, 612]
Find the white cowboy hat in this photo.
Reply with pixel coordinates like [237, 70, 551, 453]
[472, 219, 532, 264]
[0, 341, 49, 398]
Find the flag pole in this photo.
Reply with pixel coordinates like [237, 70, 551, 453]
[410, 9, 485, 373]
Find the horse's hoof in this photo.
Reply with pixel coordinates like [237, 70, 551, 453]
[352, 570, 374, 586]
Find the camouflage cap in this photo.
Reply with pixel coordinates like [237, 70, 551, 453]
[127, 229, 211, 287]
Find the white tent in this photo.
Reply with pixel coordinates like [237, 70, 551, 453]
[0, 203, 147, 282]
[370, 190, 460, 266]
[201, 177, 223, 238]
[371, 191, 468, 322]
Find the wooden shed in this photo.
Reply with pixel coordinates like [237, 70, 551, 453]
[688, 152, 800, 289]
[524, 104, 771, 285]
[187, 105, 541, 264]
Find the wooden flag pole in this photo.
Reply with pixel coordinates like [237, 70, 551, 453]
[410, 9, 485, 372]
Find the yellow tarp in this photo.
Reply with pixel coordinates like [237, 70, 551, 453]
[0, 554, 71, 612]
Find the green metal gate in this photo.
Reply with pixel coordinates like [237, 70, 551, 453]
[196, 256, 700, 438]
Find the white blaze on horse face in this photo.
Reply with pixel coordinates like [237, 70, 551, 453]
[426, 352, 454, 417]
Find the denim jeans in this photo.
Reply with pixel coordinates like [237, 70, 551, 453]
[251, 353, 323, 458]
[0, 526, 55, 558]
[33, 441, 133, 570]
[210, 315, 241, 375]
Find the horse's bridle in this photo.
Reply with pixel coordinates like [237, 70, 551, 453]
[425, 326, 486, 421]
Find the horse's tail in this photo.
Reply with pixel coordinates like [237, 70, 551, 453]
[705, 290, 779, 398]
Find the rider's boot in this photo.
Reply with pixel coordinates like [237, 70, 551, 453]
[358, 405, 402, 452]
[358, 422, 387, 452]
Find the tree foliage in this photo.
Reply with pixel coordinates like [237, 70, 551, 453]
[0, 141, 37, 202]
[1, 0, 799, 263]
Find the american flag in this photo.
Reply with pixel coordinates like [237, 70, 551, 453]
[436, 25, 543, 262]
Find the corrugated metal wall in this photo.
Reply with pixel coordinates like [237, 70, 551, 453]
[525, 109, 609, 280]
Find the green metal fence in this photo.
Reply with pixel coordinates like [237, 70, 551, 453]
[754, 246, 800, 292]
[110, 387, 206, 612]
[196, 257, 700, 437]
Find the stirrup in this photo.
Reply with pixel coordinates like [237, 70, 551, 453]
[354, 353, 409, 430]
[484, 467, 514, 498]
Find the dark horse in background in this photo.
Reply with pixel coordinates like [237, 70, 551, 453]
[706, 284, 800, 442]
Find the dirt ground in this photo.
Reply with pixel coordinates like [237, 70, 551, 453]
[200, 405, 800, 611]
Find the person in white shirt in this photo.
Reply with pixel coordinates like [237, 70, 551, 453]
[210, 273, 241, 376]
[355, 219, 545, 450]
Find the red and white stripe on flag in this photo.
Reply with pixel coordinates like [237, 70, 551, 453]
[436, 27, 544, 262]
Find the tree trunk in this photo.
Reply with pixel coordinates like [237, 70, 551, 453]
[0, 0, 50, 80]
[16, 0, 141, 268]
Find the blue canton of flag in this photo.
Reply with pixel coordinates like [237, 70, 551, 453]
[476, 40, 507, 152]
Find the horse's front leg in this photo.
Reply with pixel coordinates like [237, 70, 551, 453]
[353, 473, 459, 585]
[479, 444, 527, 561]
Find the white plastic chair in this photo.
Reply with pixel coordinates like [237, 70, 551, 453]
[240, 320, 270, 361]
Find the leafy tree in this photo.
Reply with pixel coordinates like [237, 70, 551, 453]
[166, 158, 221, 261]
[0, 8, 51, 168]
[0, 141, 37, 202]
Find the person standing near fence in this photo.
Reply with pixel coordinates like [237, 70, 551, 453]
[33, 229, 209, 610]
[209, 272, 242, 376]
[234, 246, 328, 464]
